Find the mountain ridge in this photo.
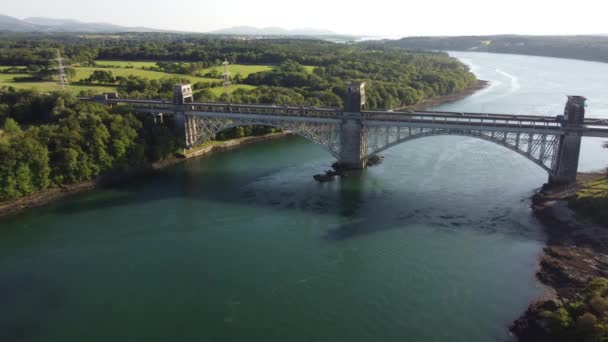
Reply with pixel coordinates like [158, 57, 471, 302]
[211, 25, 338, 36]
[0, 14, 166, 33]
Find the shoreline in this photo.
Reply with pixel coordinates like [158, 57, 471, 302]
[393, 80, 489, 111]
[511, 173, 608, 341]
[0, 81, 487, 219]
[0, 132, 293, 220]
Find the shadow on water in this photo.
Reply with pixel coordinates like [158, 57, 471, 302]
[33, 158, 545, 244]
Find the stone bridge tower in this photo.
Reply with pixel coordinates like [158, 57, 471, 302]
[338, 82, 367, 169]
[550, 95, 586, 184]
[173, 84, 194, 142]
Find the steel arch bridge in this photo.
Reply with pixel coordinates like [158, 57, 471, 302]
[82, 82, 608, 184]
[184, 114, 342, 158]
[363, 126, 560, 176]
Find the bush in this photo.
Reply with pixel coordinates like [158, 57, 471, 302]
[543, 278, 608, 341]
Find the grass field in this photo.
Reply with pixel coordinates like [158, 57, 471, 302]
[0, 66, 25, 71]
[0, 70, 116, 94]
[201, 64, 274, 77]
[0, 73, 30, 82]
[209, 84, 257, 96]
[569, 176, 608, 225]
[93, 61, 315, 76]
[0, 81, 116, 94]
[73, 67, 217, 84]
[0, 62, 316, 95]
[303, 66, 316, 73]
[93, 61, 158, 69]
[94, 61, 274, 77]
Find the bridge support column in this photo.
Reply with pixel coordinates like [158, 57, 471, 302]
[339, 114, 366, 169]
[549, 96, 586, 185]
[337, 82, 367, 169]
[174, 111, 188, 145]
[173, 84, 194, 147]
[550, 133, 583, 184]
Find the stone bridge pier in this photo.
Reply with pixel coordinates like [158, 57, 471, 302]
[549, 96, 587, 184]
[337, 82, 367, 169]
[173, 84, 194, 143]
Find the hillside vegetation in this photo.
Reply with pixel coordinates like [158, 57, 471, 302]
[569, 176, 608, 226]
[0, 33, 479, 202]
[0, 33, 477, 109]
[376, 35, 608, 64]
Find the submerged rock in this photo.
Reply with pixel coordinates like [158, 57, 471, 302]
[367, 155, 384, 166]
[313, 170, 337, 182]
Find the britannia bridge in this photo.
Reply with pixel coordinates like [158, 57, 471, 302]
[82, 82, 608, 184]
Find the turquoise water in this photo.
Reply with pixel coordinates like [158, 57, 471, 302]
[2, 52, 607, 341]
[440, 51, 608, 171]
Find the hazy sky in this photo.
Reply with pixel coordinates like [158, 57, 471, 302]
[4, 0, 608, 36]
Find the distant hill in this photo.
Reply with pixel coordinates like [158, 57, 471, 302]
[0, 14, 39, 32]
[375, 35, 608, 64]
[212, 26, 337, 36]
[0, 14, 165, 33]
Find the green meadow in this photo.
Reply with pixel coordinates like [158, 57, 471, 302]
[0, 61, 316, 95]
[93, 60, 159, 69]
[208, 84, 257, 96]
[201, 64, 273, 77]
[73, 67, 217, 83]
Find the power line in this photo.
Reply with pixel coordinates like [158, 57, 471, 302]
[54, 50, 69, 90]
[222, 59, 231, 102]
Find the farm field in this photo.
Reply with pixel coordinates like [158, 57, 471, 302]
[0, 73, 30, 82]
[0, 62, 316, 96]
[209, 84, 257, 96]
[0, 81, 115, 94]
[0, 66, 25, 71]
[93, 61, 316, 77]
[93, 61, 159, 69]
[73, 67, 217, 83]
[201, 64, 273, 77]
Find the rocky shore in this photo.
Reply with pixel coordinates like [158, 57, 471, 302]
[511, 173, 608, 341]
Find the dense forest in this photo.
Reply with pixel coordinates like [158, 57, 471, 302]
[0, 87, 280, 201]
[0, 33, 478, 201]
[374, 35, 608, 64]
[0, 88, 182, 200]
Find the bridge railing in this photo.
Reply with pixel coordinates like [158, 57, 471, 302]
[362, 110, 563, 130]
[82, 96, 608, 134]
[102, 99, 342, 120]
[185, 102, 342, 119]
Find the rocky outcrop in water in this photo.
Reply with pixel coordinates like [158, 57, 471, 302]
[313, 170, 338, 182]
[367, 155, 384, 166]
[313, 156, 385, 182]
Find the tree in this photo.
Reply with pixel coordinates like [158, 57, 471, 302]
[87, 70, 114, 84]
[64, 67, 77, 80]
[2, 118, 21, 136]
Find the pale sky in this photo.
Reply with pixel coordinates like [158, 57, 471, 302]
[4, 0, 608, 36]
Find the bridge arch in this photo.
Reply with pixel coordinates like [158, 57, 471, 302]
[364, 127, 560, 176]
[184, 115, 342, 158]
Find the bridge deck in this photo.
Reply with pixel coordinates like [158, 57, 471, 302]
[78, 97, 608, 137]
